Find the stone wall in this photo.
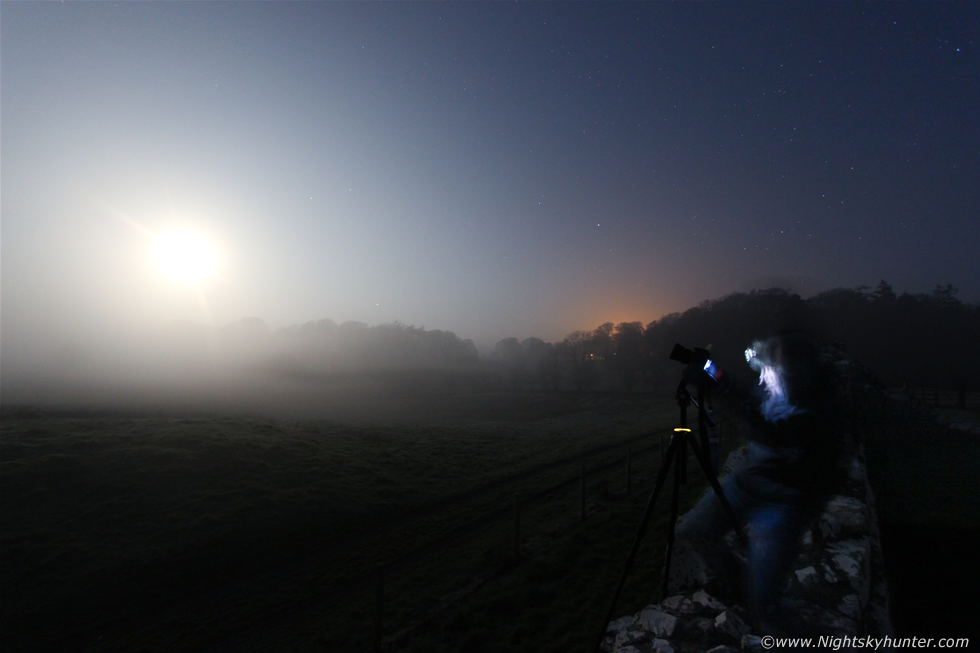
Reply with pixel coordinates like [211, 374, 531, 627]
[601, 440, 892, 653]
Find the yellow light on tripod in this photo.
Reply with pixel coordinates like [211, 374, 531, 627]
[673, 428, 692, 433]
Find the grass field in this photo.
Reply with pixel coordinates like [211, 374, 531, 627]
[3, 391, 733, 652]
[6, 386, 977, 651]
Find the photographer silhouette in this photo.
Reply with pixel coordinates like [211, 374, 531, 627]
[675, 330, 845, 627]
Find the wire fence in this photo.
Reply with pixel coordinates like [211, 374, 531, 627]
[204, 416, 742, 652]
[211, 387, 975, 650]
[372, 438, 665, 652]
[896, 386, 979, 410]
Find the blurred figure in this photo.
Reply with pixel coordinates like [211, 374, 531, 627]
[676, 330, 845, 626]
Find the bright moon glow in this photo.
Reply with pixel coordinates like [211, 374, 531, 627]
[154, 231, 216, 284]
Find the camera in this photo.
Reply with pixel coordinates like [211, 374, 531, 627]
[670, 343, 722, 383]
[670, 343, 707, 366]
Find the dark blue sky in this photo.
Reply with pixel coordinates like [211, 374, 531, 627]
[3, 2, 977, 354]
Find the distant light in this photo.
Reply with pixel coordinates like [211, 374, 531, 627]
[674, 427, 692, 433]
[155, 231, 216, 285]
[745, 347, 757, 362]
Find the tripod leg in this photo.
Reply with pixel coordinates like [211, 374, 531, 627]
[660, 440, 685, 600]
[686, 435, 746, 542]
[592, 435, 679, 653]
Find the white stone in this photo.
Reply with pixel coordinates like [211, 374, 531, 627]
[819, 496, 868, 540]
[652, 638, 675, 653]
[661, 594, 694, 613]
[714, 609, 750, 640]
[613, 645, 641, 653]
[847, 457, 867, 483]
[833, 551, 860, 576]
[693, 589, 726, 610]
[723, 447, 749, 474]
[637, 607, 678, 637]
[614, 629, 644, 652]
[693, 617, 714, 633]
[612, 629, 672, 653]
[795, 566, 819, 587]
[828, 538, 871, 603]
[606, 615, 636, 632]
[838, 593, 862, 621]
[822, 561, 839, 583]
[801, 528, 814, 548]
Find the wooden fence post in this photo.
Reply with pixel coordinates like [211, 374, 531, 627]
[513, 493, 521, 559]
[626, 447, 632, 496]
[374, 565, 385, 653]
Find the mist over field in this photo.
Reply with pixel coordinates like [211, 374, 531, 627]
[1, 317, 481, 421]
[4, 281, 978, 425]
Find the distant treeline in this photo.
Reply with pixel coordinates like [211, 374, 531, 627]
[158, 318, 480, 373]
[488, 282, 979, 392]
[158, 282, 977, 393]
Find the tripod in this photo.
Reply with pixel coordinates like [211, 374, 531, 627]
[593, 377, 745, 653]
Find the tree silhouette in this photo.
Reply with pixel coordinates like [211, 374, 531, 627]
[220, 281, 979, 396]
[871, 280, 896, 304]
[522, 337, 560, 391]
[613, 321, 646, 392]
[556, 330, 598, 392]
[491, 337, 527, 391]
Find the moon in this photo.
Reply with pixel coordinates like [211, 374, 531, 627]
[154, 230, 216, 284]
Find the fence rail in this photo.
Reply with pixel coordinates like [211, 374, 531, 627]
[895, 386, 979, 410]
[198, 388, 974, 651]
[224, 416, 739, 653]
[359, 385, 975, 650]
[52, 414, 736, 653]
[176, 415, 736, 652]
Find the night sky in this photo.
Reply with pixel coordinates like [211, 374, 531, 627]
[3, 1, 978, 359]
